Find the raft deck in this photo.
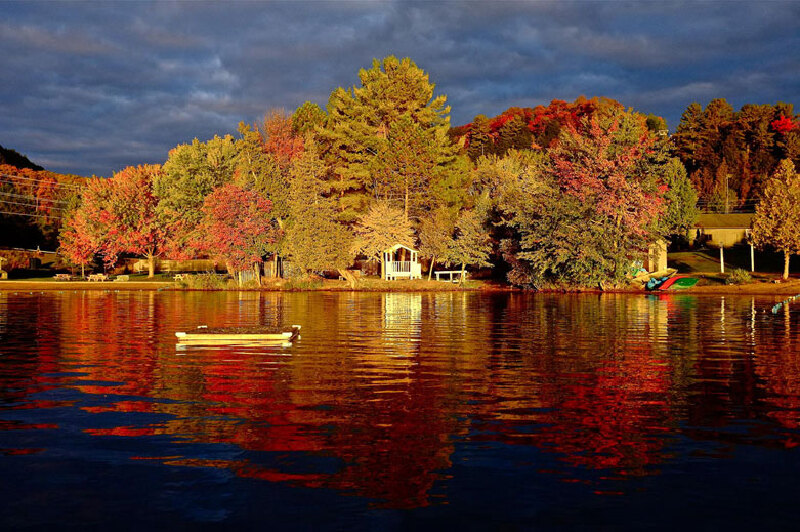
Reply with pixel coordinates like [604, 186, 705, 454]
[175, 325, 301, 345]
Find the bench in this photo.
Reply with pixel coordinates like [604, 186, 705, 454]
[114, 275, 129, 282]
[434, 270, 465, 283]
[54, 273, 73, 281]
[87, 273, 109, 282]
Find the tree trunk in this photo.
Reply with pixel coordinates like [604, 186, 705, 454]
[459, 262, 466, 286]
[338, 269, 357, 289]
[380, 255, 385, 280]
[428, 257, 435, 281]
[254, 263, 261, 286]
[148, 254, 155, 278]
[81, 263, 85, 279]
[237, 270, 243, 287]
[404, 186, 409, 221]
[784, 251, 790, 280]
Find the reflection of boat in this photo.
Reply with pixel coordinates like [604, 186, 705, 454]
[175, 325, 301, 345]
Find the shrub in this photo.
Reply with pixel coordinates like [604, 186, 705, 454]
[725, 269, 753, 285]
[178, 273, 228, 290]
[285, 277, 323, 290]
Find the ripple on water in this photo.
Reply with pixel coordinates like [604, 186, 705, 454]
[1, 291, 800, 528]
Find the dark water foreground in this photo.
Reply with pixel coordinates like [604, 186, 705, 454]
[1, 291, 799, 530]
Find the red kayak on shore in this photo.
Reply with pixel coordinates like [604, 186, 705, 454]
[657, 275, 699, 290]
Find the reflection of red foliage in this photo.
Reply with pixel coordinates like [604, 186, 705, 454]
[753, 313, 800, 431]
[10, 291, 800, 510]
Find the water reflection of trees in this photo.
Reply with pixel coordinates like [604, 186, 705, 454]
[4, 291, 800, 507]
[752, 301, 800, 432]
[459, 294, 675, 477]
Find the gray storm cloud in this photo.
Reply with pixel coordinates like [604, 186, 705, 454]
[1, 0, 798, 176]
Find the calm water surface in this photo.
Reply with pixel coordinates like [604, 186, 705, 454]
[1, 290, 799, 530]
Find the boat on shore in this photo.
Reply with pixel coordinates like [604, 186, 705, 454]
[657, 276, 699, 291]
[175, 325, 301, 345]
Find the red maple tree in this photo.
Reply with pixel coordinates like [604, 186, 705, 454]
[199, 184, 280, 282]
[771, 114, 799, 134]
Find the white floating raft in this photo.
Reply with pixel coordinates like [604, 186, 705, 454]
[175, 325, 301, 345]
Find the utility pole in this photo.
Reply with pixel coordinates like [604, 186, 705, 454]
[725, 173, 730, 214]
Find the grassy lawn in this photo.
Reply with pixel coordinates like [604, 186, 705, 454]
[669, 251, 726, 273]
[7, 272, 176, 282]
[670, 246, 798, 277]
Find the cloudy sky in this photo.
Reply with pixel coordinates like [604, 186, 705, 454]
[2, 0, 799, 177]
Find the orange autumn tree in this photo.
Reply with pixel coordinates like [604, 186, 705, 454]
[104, 165, 168, 277]
[60, 165, 167, 277]
[58, 208, 98, 277]
[198, 184, 280, 286]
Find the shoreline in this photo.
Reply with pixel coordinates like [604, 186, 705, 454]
[2, 278, 800, 295]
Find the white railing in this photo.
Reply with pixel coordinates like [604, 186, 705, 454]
[389, 261, 412, 273]
[385, 261, 422, 280]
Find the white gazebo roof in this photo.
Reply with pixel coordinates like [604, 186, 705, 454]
[382, 243, 418, 254]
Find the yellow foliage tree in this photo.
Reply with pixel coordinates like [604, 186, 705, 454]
[751, 159, 800, 279]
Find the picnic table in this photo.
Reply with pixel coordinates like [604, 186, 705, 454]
[434, 270, 466, 283]
[114, 275, 129, 282]
[87, 273, 109, 282]
[173, 274, 186, 281]
[54, 273, 73, 281]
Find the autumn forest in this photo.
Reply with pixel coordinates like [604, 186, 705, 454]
[2, 56, 799, 287]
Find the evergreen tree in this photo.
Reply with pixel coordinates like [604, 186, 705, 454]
[659, 157, 699, 238]
[291, 101, 327, 137]
[467, 115, 493, 160]
[318, 56, 455, 223]
[369, 115, 456, 219]
[282, 143, 354, 282]
[672, 102, 704, 173]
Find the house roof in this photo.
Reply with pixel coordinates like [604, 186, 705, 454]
[382, 243, 418, 253]
[695, 213, 754, 229]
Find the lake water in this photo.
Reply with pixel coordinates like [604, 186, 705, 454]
[1, 290, 799, 530]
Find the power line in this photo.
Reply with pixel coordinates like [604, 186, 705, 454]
[0, 177, 81, 192]
[0, 209, 63, 220]
[0, 172, 84, 190]
[0, 199, 65, 211]
[0, 191, 70, 204]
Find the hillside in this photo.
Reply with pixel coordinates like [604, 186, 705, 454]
[0, 144, 44, 171]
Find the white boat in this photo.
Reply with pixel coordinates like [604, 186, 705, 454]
[175, 325, 301, 345]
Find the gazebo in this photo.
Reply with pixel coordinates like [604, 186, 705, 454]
[381, 244, 422, 280]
